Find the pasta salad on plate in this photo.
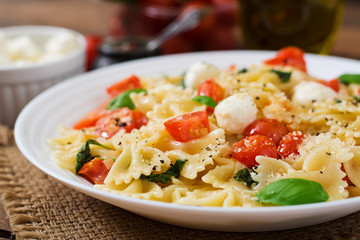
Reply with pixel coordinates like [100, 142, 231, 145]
[49, 47, 360, 207]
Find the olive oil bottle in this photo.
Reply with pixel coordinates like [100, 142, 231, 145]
[239, 0, 344, 54]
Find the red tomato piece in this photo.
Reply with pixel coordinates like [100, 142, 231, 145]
[277, 131, 307, 159]
[197, 78, 225, 112]
[133, 110, 149, 129]
[73, 99, 112, 130]
[244, 118, 289, 146]
[85, 35, 103, 71]
[106, 75, 141, 97]
[78, 158, 110, 184]
[96, 108, 136, 139]
[164, 111, 210, 142]
[264, 46, 307, 72]
[73, 109, 109, 130]
[318, 78, 340, 92]
[229, 135, 278, 168]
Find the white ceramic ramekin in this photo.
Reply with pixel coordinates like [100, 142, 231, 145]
[0, 25, 86, 127]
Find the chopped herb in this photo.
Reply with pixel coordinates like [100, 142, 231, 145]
[269, 69, 292, 83]
[353, 96, 360, 103]
[107, 88, 147, 110]
[75, 139, 110, 173]
[238, 68, 248, 74]
[335, 99, 342, 104]
[192, 95, 217, 108]
[338, 74, 360, 85]
[113, 158, 116, 162]
[256, 178, 329, 206]
[234, 168, 258, 187]
[140, 159, 187, 184]
[178, 77, 186, 89]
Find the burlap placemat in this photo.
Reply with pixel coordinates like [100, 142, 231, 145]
[1, 125, 360, 240]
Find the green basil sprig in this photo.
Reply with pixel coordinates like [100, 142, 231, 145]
[140, 159, 187, 184]
[107, 88, 147, 111]
[76, 139, 110, 173]
[338, 74, 360, 85]
[256, 178, 329, 206]
[269, 69, 292, 83]
[192, 96, 217, 108]
[238, 68, 248, 74]
[234, 168, 258, 187]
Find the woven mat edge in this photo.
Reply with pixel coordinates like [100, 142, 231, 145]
[0, 126, 46, 239]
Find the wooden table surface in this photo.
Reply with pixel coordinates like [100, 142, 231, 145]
[0, 0, 359, 237]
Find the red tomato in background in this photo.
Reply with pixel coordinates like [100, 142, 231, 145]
[96, 108, 148, 139]
[85, 35, 103, 71]
[106, 75, 141, 97]
[181, 1, 216, 41]
[201, 25, 236, 51]
[229, 135, 278, 168]
[140, 0, 178, 6]
[264, 46, 307, 72]
[197, 78, 225, 112]
[161, 36, 195, 54]
[244, 118, 289, 146]
[78, 158, 109, 184]
[277, 131, 307, 159]
[318, 78, 340, 92]
[164, 111, 209, 142]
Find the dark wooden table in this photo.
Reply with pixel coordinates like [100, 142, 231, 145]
[0, 0, 359, 238]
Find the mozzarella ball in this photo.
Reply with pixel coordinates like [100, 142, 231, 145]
[292, 81, 338, 105]
[184, 62, 221, 89]
[44, 32, 79, 55]
[214, 93, 258, 134]
[8, 36, 41, 62]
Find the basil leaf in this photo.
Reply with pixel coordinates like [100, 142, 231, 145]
[338, 74, 360, 85]
[353, 96, 360, 103]
[75, 139, 110, 173]
[238, 68, 248, 74]
[256, 178, 329, 206]
[270, 69, 292, 83]
[106, 88, 147, 110]
[192, 96, 217, 108]
[234, 168, 258, 187]
[140, 159, 187, 184]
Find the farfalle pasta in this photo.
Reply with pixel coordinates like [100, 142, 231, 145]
[49, 47, 360, 207]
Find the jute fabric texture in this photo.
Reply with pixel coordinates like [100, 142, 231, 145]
[0, 125, 360, 239]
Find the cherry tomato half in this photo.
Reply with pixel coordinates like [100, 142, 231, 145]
[277, 131, 307, 159]
[197, 78, 225, 112]
[318, 78, 340, 92]
[96, 108, 148, 139]
[244, 118, 289, 146]
[229, 135, 278, 168]
[78, 158, 110, 184]
[73, 99, 112, 130]
[164, 111, 209, 142]
[106, 75, 141, 97]
[264, 46, 307, 72]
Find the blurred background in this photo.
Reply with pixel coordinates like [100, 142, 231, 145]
[0, 0, 359, 70]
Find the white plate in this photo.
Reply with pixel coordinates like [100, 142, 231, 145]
[14, 51, 360, 232]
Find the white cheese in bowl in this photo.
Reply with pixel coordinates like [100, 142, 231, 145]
[0, 31, 80, 66]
